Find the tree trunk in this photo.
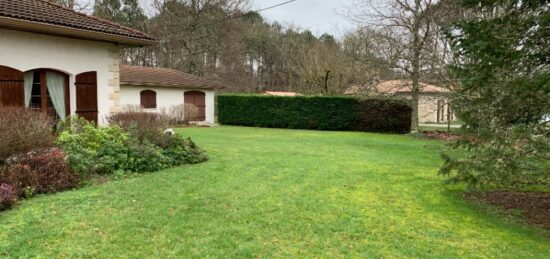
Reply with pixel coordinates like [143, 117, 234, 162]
[447, 102, 451, 133]
[410, 45, 421, 133]
[410, 0, 422, 133]
[324, 70, 331, 95]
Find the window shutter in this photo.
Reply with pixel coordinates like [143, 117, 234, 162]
[140, 90, 156, 109]
[0, 66, 24, 107]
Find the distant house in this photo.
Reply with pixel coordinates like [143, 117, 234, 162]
[0, 0, 223, 125]
[120, 65, 224, 124]
[345, 80, 454, 123]
[262, 91, 302, 97]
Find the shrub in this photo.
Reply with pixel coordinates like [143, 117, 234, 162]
[352, 99, 412, 133]
[160, 104, 199, 125]
[58, 115, 208, 174]
[162, 134, 208, 166]
[218, 95, 412, 133]
[0, 184, 17, 211]
[107, 108, 170, 144]
[126, 138, 171, 173]
[57, 119, 129, 175]
[0, 106, 54, 163]
[0, 148, 80, 197]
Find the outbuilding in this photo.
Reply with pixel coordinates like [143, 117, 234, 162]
[119, 65, 224, 124]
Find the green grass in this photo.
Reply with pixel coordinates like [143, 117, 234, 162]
[0, 126, 548, 258]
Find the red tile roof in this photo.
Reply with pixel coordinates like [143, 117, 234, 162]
[345, 80, 451, 95]
[120, 65, 225, 90]
[0, 0, 155, 45]
[262, 91, 302, 96]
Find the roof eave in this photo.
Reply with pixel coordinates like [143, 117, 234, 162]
[121, 81, 224, 90]
[0, 16, 156, 46]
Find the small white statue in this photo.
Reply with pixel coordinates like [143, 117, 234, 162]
[164, 128, 175, 136]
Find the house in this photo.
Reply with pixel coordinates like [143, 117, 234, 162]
[345, 80, 454, 123]
[120, 65, 224, 124]
[0, 0, 222, 125]
[262, 91, 302, 97]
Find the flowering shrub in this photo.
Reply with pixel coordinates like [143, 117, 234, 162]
[0, 148, 80, 197]
[0, 183, 17, 211]
[0, 107, 53, 163]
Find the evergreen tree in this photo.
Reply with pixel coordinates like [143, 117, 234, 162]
[440, 0, 550, 188]
[93, 0, 146, 30]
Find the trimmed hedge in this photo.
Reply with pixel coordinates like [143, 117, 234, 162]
[218, 95, 412, 133]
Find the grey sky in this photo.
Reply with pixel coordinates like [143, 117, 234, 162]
[252, 0, 356, 37]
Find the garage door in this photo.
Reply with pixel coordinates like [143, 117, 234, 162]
[184, 91, 206, 121]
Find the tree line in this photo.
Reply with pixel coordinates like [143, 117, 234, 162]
[48, 0, 406, 95]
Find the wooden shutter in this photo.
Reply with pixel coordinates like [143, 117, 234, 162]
[140, 90, 157, 108]
[75, 72, 98, 124]
[0, 66, 24, 107]
[184, 91, 206, 121]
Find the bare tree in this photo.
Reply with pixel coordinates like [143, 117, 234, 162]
[46, 0, 92, 12]
[348, 0, 447, 132]
[150, 0, 249, 75]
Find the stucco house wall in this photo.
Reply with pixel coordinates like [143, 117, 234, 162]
[396, 94, 453, 123]
[120, 85, 216, 124]
[0, 28, 120, 125]
[418, 95, 452, 123]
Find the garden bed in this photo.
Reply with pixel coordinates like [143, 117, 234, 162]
[419, 130, 461, 141]
[0, 106, 208, 212]
[465, 191, 550, 230]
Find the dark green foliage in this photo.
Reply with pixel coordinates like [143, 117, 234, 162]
[57, 119, 129, 175]
[126, 138, 171, 173]
[93, 0, 147, 31]
[440, 0, 550, 188]
[162, 135, 208, 166]
[352, 99, 412, 133]
[218, 95, 411, 133]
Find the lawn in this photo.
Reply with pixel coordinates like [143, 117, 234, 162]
[0, 126, 548, 258]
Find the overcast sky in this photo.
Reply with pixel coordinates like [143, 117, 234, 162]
[252, 0, 356, 37]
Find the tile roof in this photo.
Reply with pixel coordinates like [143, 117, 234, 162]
[345, 80, 451, 95]
[0, 0, 155, 45]
[120, 65, 225, 90]
[262, 91, 302, 96]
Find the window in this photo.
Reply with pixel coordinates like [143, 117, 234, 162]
[29, 72, 42, 110]
[28, 70, 67, 120]
[140, 90, 157, 109]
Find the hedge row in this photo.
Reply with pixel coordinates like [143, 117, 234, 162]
[218, 95, 412, 133]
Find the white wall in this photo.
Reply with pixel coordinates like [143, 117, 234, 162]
[418, 95, 452, 123]
[0, 29, 119, 125]
[120, 85, 216, 124]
